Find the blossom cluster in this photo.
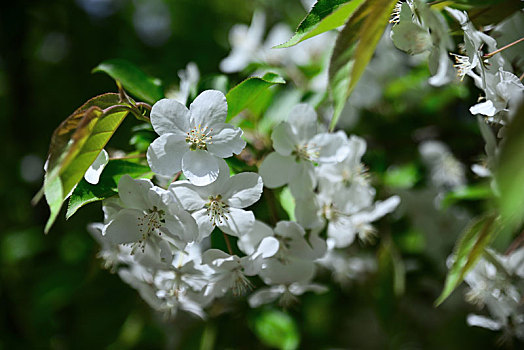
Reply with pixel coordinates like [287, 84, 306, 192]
[87, 89, 398, 318]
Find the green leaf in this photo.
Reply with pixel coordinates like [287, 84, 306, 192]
[253, 310, 300, 350]
[38, 93, 130, 233]
[93, 59, 164, 104]
[276, 0, 365, 48]
[495, 100, 524, 235]
[66, 160, 152, 219]
[441, 183, 493, 209]
[435, 213, 501, 306]
[328, 0, 398, 130]
[225, 72, 285, 122]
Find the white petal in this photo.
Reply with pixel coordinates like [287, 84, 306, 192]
[182, 150, 219, 186]
[289, 162, 316, 199]
[287, 103, 317, 141]
[271, 122, 297, 156]
[207, 124, 246, 158]
[470, 100, 496, 116]
[218, 208, 255, 237]
[254, 236, 279, 259]
[104, 208, 142, 244]
[192, 208, 215, 241]
[260, 259, 315, 285]
[223, 172, 263, 208]
[466, 314, 502, 331]
[147, 133, 187, 176]
[84, 149, 109, 185]
[189, 90, 227, 128]
[258, 152, 295, 188]
[237, 220, 274, 255]
[327, 217, 357, 248]
[294, 193, 323, 229]
[117, 175, 153, 210]
[311, 131, 349, 164]
[248, 287, 283, 308]
[150, 98, 190, 136]
[169, 183, 207, 211]
[164, 207, 199, 243]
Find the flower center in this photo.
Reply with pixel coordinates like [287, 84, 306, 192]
[205, 194, 230, 225]
[186, 124, 213, 151]
[133, 206, 166, 254]
[451, 53, 472, 81]
[292, 143, 319, 162]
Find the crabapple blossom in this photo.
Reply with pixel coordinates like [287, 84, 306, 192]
[259, 103, 349, 198]
[147, 90, 246, 186]
[169, 158, 263, 240]
[103, 175, 198, 259]
[84, 149, 108, 185]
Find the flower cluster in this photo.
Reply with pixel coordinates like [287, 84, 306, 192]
[87, 89, 398, 318]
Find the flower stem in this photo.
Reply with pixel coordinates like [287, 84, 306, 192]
[222, 232, 233, 255]
[505, 229, 524, 255]
[519, 72, 524, 81]
[483, 37, 524, 59]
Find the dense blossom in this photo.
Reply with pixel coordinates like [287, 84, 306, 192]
[147, 90, 246, 186]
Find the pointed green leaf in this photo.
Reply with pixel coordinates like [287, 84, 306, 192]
[225, 72, 285, 122]
[276, 0, 365, 48]
[435, 213, 501, 306]
[66, 160, 152, 219]
[93, 59, 164, 104]
[328, 0, 398, 130]
[39, 94, 130, 233]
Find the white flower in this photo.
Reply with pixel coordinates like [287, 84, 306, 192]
[419, 140, 466, 190]
[147, 90, 246, 186]
[390, 0, 455, 86]
[167, 62, 200, 105]
[170, 159, 263, 240]
[220, 10, 265, 73]
[84, 149, 108, 185]
[103, 175, 198, 259]
[258, 221, 327, 285]
[259, 103, 349, 198]
[469, 68, 524, 119]
[248, 282, 327, 308]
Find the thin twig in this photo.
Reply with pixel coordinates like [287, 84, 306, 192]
[519, 71, 524, 81]
[223, 232, 233, 255]
[483, 37, 524, 59]
[505, 229, 524, 256]
[109, 153, 145, 161]
[171, 171, 182, 183]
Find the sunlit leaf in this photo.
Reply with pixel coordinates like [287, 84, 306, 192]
[276, 0, 365, 48]
[225, 72, 285, 122]
[435, 213, 501, 306]
[253, 310, 300, 350]
[38, 94, 130, 233]
[93, 59, 164, 104]
[329, 0, 397, 130]
[66, 159, 152, 219]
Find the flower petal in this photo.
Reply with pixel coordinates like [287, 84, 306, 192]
[117, 175, 153, 210]
[150, 98, 190, 136]
[237, 220, 274, 255]
[169, 183, 207, 211]
[104, 208, 142, 244]
[271, 122, 297, 156]
[258, 152, 295, 188]
[189, 90, 227, 128]
[147, 133, 187, 176]
[182, 150, 219, 186]
[84, 149, 108, 185]
[192, 208, 215, 241]
[223, 172, 263, 208]
[310, 131, 349, 164]
[287, 103, 318, 141]
[218, 208, 254, 237]
[207, 124, 246, 158]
